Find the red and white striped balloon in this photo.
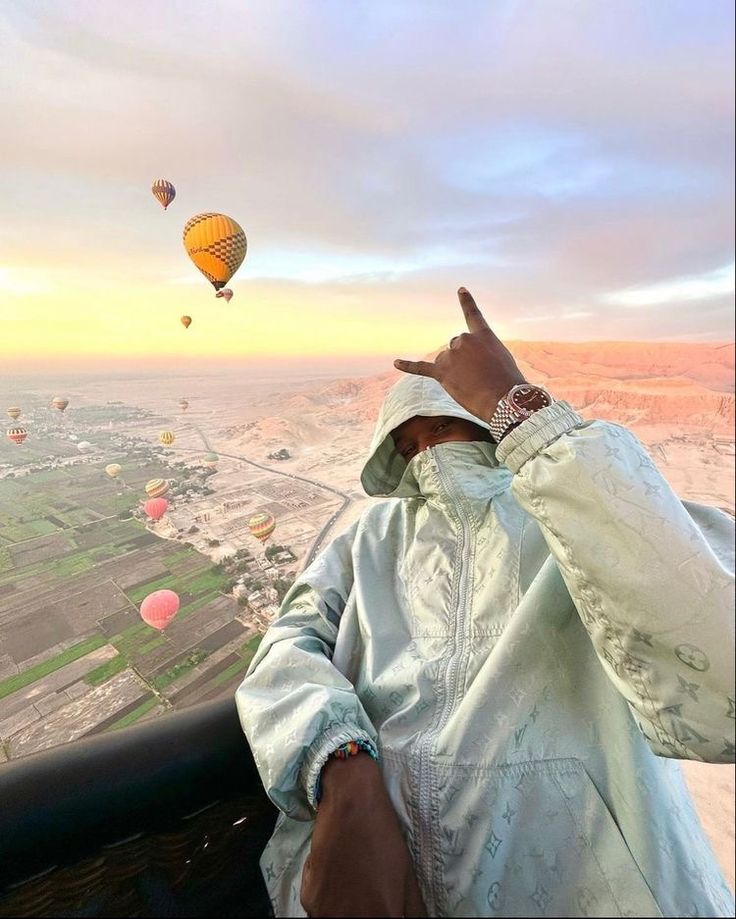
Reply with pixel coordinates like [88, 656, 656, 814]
[6, 427, 27, 445]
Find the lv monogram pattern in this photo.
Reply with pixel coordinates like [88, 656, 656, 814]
[237, 384, 735, 918]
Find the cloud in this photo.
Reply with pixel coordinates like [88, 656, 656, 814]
[603, 263, 735, 308]
[0, 0, 733, 344]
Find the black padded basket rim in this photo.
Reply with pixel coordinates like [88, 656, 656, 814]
[0, 697, 276, 892]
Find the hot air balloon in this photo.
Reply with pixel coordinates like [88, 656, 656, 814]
[183, 213, 246, 291]
[77, 441, 94, 453]
[139, 589, 180, 630]
[215, 288, 233, 303]
[145, 478, 169, 498]
[181, 315, 192, 329]
[6, 408, 21, 421]
[248, 512, 276, 543]
[203, 452, 219, 467]
[6, 427, 27, 445]
[105, 463, 122, 479]
[159, 431, 175, 447]
[178, 399, 189, 412]
[151, 179, 176, 210]
[51, 396, 69, 413]
[143, 497, 168, 521]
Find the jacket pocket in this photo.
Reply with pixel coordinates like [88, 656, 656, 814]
[434, 757, 663, 918]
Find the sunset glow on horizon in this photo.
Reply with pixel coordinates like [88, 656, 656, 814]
[1, 1, 733, 369]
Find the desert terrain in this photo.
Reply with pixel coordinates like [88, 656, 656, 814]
[211, 340, 736, 890]
[1, 340, 734, 889]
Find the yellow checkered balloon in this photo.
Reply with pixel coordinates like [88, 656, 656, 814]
[183, 213, 247, 291]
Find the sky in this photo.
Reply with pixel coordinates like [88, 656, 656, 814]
[0, 0, 734, 370]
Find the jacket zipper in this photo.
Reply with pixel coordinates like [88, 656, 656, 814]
[415, 448, 474, 915]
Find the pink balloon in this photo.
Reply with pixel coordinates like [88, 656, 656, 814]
[140, 589, 180, 631]
[143, 498, 168, 521]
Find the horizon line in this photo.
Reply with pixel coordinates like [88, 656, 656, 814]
[1, 340, 733, 377]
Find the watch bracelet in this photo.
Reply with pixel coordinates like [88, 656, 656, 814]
[490, 386, 553, 442]
[489, 398, 521, 442]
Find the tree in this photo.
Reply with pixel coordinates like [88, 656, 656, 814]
[273, 577, 294, 603]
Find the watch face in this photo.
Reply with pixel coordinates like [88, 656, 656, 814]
[509, 385, 551, 413]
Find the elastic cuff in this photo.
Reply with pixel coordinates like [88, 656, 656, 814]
[302, 727, 379, 812]
[495, 400, 584, 473]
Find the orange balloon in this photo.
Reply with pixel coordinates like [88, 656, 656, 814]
[182, 213, 246, 290]
[181, 315, 192, 329]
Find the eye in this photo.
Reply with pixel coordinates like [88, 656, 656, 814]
[434, 420, 450, 433]
[402, 445, 417, 460]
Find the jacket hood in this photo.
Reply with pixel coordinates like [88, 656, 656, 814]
[360, 374, 500, 497]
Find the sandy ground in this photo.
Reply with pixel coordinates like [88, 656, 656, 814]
[203, 350, 736, 893]
[7, 342, 734, 891]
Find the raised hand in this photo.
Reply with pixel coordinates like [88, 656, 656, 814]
[394, 287, 527, 424]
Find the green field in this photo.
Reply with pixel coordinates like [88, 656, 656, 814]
[105, 697, 160, 731]
[0, 408, 279, 762]
[0, 455, 173, 548]
[0, 635, 107, 700]
[84, 654, 129, 687]
[153, 650, 209, 690]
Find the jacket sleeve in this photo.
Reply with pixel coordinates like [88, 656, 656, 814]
[496, 401, 735, 764]
[235, 520, 378, 820]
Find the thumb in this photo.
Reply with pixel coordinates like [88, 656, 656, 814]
[394, 359, 436, 378]
[300, 855, 314, 914]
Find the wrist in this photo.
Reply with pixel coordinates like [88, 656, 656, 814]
[489, 381, 554, 442]
[479, 376, 528, 422]
[319, 752, 382, 808]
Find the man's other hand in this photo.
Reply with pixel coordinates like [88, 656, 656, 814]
[300, 753, 427, 918]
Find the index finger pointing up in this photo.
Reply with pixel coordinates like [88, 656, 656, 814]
[458, 287, 490, 333]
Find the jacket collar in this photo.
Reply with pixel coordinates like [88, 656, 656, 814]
[393, 440, 512, 503]
[361, 375, 503, 498]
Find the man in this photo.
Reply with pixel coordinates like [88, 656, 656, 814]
[236, 289, 735, 918]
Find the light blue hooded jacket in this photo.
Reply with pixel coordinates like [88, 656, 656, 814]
[236, 375, 735, 917]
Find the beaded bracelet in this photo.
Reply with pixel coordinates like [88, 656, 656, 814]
[331, 739, 375, 760]
[314, 739, 378, 805]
